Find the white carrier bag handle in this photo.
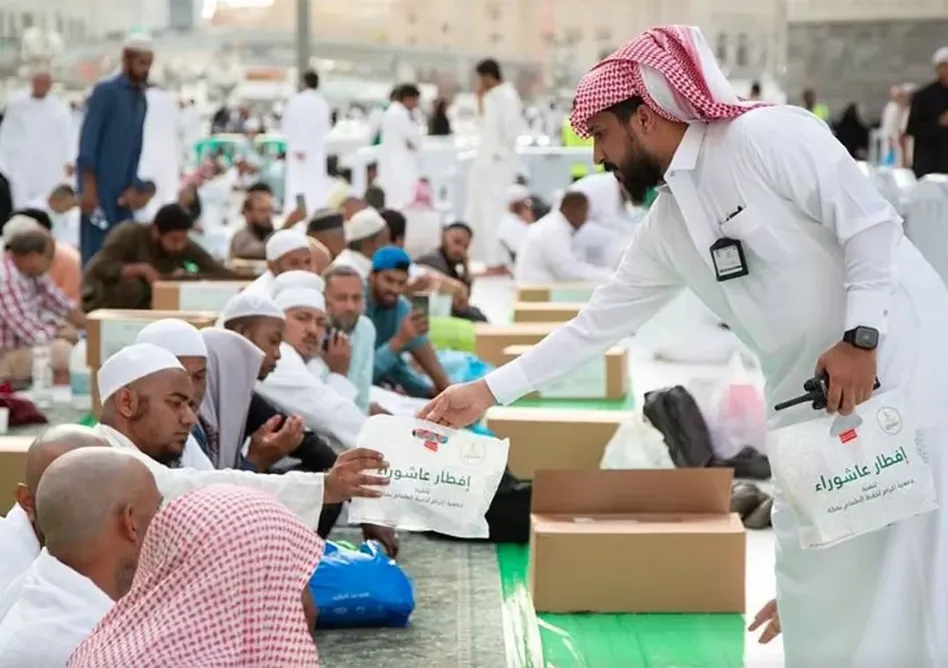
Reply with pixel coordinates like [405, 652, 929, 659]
[770, 390, 938, 549]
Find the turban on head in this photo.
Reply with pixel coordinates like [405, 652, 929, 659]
[569, 25, 767, 138]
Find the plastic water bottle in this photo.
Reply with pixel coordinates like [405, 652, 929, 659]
[69, 336, 92, 411]
[31, 334, 53, 409]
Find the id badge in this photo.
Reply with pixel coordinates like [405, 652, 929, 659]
[710, 237, 748, 281]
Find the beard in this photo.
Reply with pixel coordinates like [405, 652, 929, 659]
[604, 138, 664, 206]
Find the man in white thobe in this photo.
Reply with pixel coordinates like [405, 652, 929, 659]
[258, 286, 366, 451]
[243, 229, 314, 297]
[281, 69, 332, 213]
[135, 86, 182, 223]
[568, 171, 638, 268]
[377, 84, 423, 210]
[92, 343, 389, 531]
[0, 448, 159, 666]
[0, 62, 73, 210]
[329, 207, 392, 279]
[465, 58, 524, 273]
[515, 191, 613, 284]
[421, 25, 948, 667]
[0, 425, 106, 595]
[497, 184, 534, 267]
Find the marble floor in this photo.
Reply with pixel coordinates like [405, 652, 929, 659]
[470, 276, 785, 666]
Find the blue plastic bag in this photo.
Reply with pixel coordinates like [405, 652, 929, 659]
[436, 350, 495, 384]
[308, 540, 415, 629]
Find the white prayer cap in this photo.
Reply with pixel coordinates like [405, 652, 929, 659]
[271, 270, 324, 297]
[265, 230, 310, 262]
[219, 291, 286, 326]
[505, 184, 530, 205]
[345, 208, 386, 243]
[934, 47, 948, 66]
[136, 319, 207, 358]
[124, 32, 154, 52]
[97, 343, 184, 404]
[25, 58, 53, 78]
[275, 287, 326, 312]
[2, 215, 43, 244]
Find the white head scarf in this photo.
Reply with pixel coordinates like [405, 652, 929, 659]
[198, 329, 265, 469]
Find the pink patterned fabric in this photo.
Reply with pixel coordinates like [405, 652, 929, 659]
[570, 25, 762, 137]
[67, 485, 324, 668]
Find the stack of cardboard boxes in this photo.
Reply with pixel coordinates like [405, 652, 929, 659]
[482, 282, 746, 615]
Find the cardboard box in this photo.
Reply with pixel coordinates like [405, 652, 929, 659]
[529, 469, 746, 614]
[516, 283, 597, 303]
[0, 437, 34, 514]
[502, 345, 628, 400]
[485, 407, 627, 480]
[86, 310, 219, 368]
[512, 302, 583, 324]
[151, 280, 252, 310]
[227, 258, 268, 276]
[474, 323, 559, 367]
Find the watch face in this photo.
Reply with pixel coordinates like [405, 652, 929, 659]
[856, 327, 879, 349]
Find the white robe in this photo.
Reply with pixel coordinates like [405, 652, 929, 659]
[93, 423, 326, 530]
[569, 172, 637, 267]
[0, 91, 72, 209]
[497, 212, 530, 265]
[485, 106, 948, 666]
[465, 82, 523, 266]
[281, 88, 332, 213]
[0, 504, 40, 595]
[514, 210, 614, 284]
[377, 101, 422, 210]
[135, 87, 182, 223]
[257, 343, 365, 452]
[0, 549, 113, 667]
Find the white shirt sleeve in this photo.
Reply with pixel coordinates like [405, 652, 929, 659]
[257, 348, 365, 449]
[326, 372, 358, 402]
[740, 109, 901, 336]
[544, 223, 615, 283]
[486, 216, 683, 405]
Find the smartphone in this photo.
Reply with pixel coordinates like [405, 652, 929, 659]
[410, 293, 430, 315]
[322, 327, 336, 351]
[295, 193, 306, 211]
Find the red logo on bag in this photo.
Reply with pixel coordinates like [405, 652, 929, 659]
[838, 428, 858, 444]
[412, 428, 448, 453]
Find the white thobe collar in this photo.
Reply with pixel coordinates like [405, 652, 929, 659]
[30, 548, 114, 612]
[0, 504, 41, 594]
[656, 122, 708, 194]
[94, 424, 214, 471]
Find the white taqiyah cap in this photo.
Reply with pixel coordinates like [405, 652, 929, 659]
[265, 230, 310, 262]
[135, 319, 208, 358]
[1, 215, 44, 244]
[124, 32, 153, 52]
[271, 270, 324, 297]
[934, 47, 948, 66]
[345, 208, 386, 243]
[97, 343, 184, 404]
[219, 291, 286, 326]
[274, 287, 325, 312]
[505, 184, 530, 205]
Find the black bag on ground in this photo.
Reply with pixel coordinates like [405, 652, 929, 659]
[428, 468, 531, 544]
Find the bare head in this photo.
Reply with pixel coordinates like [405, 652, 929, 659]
[586, 96, 685, 205]
[36, 448, 161, 600]
[559, 191, 590, 228]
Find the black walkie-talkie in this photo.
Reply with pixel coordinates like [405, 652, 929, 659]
[773, 372, 881, 412]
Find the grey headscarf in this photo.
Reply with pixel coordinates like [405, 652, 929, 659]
[199, 328, 265, 469]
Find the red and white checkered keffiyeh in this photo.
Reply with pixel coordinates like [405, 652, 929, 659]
[67, 485, 324, 668]
[569, 25, 766, 138]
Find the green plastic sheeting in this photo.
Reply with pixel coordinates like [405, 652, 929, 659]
[496, 544, 746, 667]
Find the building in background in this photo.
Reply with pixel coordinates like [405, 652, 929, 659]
[168, 0, 199, 31]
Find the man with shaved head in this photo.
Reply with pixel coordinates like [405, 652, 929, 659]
[92, 342, 391, 533]
[0, 448, 159, 666]
[0, 425, 106, 593]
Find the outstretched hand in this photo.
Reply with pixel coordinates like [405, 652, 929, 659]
[416, 379, 497, 428]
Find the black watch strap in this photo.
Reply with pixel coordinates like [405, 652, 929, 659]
[843, 326, 879, 351]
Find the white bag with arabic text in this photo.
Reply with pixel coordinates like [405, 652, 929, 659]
[348, 415, 509, 539]
[770, 391, 938, 549]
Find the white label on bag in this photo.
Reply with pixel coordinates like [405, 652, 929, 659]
[537, 356, 607, 399]
[178, 283, 245, 311]
[549, 287, 595, 302]
[348, 415, 509, 539]
[99, 320, 152, 364]
[770, 391, 938, 549]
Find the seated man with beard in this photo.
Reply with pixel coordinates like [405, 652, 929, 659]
[81, 203, 235, 311]
[366, 246, 451, 399]
[0, 448, 159, 667]
[228, 182, 307, 261]
[92, 343, 390, 532]
[416, 221, 489, 322]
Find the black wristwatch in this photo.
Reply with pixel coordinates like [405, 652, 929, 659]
[843, 326, 879, 351]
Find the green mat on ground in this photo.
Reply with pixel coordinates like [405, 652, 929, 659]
[495, 544, 746, 668]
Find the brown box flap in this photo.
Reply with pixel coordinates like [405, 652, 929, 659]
[516, 282, 596, 292]
[513, 302, 585, 311]
[532, 469, 733, 515]
[88, 309, 219, 322]
[474, 323, 560, 337]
